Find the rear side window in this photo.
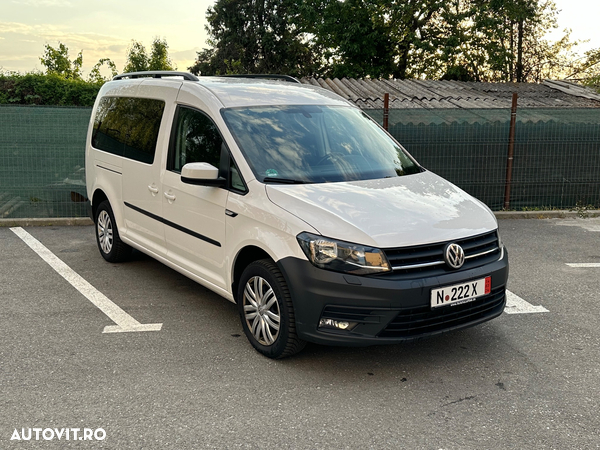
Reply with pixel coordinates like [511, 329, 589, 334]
[92, 97, 165, 164]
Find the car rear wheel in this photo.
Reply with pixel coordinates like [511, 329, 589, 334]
[95, 200, 132, 263]
[238, 259, 306, 359]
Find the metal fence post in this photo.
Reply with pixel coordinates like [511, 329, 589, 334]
[503, 92, 518, 209]
[383, 93, 389, 131]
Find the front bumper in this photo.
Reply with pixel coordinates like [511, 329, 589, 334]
[277, 248, 509, 346]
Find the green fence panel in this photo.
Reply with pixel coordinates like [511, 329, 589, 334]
[367, 108, 600, 210]
[0, 105, 92, 218]
[510, 121, 600, 209]
[0, 105, 598, 218]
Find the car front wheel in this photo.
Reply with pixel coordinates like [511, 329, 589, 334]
[237, 259, 306, 359]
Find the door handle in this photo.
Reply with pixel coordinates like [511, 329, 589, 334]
[164, 192, 176, 203]
[148, 184, 159, 195]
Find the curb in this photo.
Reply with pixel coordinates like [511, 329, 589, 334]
[0, 218, 93, 227]
[494, 210, 600, 220]
[1, 211, 599, 228]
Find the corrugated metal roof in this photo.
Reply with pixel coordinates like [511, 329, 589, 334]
[366, 107, 600, 126]
[300, 77, 600, 110]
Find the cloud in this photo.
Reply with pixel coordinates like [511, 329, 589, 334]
[0, 20, 206, 74]
[0, 22, 66, 35]
[0, 22, 124, 48]
[12, 0, 73, 6]
[108, 44, 127, 53]
[0, 21, 130, 73]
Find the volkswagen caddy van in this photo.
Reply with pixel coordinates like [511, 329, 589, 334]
[85, 71, 508, 358]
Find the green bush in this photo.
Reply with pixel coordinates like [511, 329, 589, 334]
[0, 73, 102, 106]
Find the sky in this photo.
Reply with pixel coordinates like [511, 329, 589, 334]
[0, 0, 598, 77]
[0, 0, 215, 76]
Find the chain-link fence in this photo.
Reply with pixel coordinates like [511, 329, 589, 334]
[367, 108, 600, 210]
[1, 104, 599, 219]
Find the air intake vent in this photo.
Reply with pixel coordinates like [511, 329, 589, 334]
[378, 287, 506, 338]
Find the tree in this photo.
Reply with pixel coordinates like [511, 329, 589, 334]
[123, 41, 149, 73]
[563, 47, 600, 90]
[406, 0, 583, 82]
[40, 42, 83, 79]
[301, 0, 395, 79]
[189, 0, 317, 77]
[298, 0, 456, 79]
[148, 38, 175, 71]
[123, 38, 175, 73]
[188, 48, 217, 76]
[464, 0, 552, 82]
[193, 0, 596, 83]
[386, 0, 449, 79]
[88, 58, 118, 84]
[193, 0, 451, 79]
[407, 0, 480, 80]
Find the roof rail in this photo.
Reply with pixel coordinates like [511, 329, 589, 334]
[219, 74, 301, 84]
[113, 71, 199, 81]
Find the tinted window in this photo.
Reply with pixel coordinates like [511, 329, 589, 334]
[168, 107, 222, 172]
[92, 97, 165, 164]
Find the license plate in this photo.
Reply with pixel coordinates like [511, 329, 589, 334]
[430, 276, 491, 308]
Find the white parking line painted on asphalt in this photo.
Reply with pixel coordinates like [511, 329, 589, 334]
[505, 290, 549, 314]
[10, 227, 162, 333]
[566, 263, 600, 268]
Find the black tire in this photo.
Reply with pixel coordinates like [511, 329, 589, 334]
[94, 200, 132, 263]
[237, 259, 306, 359]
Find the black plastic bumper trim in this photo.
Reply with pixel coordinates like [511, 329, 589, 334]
[277, 250, 509, 346]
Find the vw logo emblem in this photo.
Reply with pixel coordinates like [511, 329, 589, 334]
[444, 243, 465, 269]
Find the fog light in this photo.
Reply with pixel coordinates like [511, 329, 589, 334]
[319, 318, 356, 330]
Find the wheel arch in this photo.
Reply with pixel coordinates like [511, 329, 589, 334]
[90, 185, 124, 232]
[91, 189, 109, 221]
[231, 245, 272, 303]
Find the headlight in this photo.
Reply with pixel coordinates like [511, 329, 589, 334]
[297, 232, 391, 275]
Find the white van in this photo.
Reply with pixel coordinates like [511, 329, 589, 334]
[85, 71, 508, 358]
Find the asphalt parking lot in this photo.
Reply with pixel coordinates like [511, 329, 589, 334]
[1, 217, 599, 449]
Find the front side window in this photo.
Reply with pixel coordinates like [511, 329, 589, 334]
[168, 106, 222, 172]
[92, 97, 165, 164]
[222, 105, 421, 183]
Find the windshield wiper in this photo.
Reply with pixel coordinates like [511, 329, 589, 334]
[262, 177, 306, 184]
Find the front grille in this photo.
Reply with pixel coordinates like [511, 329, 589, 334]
[378, 287, 506, 338]
[381, 230, 501, 279]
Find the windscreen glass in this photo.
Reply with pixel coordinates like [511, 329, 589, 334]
[222, 105, 421, 183]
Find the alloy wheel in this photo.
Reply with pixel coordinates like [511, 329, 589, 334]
[243, 276, 281, 345]
[97, 210, 113, 254]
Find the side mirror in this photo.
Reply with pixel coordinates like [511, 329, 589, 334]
[181, 162, 226, 187]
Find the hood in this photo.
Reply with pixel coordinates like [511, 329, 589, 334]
[266, 171, 497, 248]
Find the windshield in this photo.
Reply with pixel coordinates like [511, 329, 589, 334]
[222, 105, 421, 183]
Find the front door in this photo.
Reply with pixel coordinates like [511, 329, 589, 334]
[161, 106, 229, 290]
